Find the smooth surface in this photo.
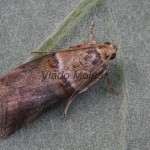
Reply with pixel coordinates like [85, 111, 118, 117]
[0, 0, 149, 149]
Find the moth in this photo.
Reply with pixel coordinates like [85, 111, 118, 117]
[0, 21, 118, 136]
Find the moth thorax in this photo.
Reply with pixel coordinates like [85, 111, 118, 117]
[96, 47, 109, 60]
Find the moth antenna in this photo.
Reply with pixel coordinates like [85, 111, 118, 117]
[88, 21, 96, 44]
[31, 51, 51, 55]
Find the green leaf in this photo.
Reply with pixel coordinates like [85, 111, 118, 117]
[33, 0, 104, 59]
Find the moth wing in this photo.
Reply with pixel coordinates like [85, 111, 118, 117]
[0, 44, 105, 136]
[0, 53, 75, 136]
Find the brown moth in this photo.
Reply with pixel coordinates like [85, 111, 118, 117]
[0, 21, 118, 136]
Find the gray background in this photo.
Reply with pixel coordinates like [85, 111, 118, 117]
[0, 0, 150, 149]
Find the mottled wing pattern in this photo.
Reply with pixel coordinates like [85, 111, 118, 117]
[0, 45, 105, 136]
[0, 53, 73, 136]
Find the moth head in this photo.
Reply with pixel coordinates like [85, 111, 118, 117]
[104, 42, 118, 60]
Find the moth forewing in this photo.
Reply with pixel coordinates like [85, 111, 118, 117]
[0, 21, 118, 136]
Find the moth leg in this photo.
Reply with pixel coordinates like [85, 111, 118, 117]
[64, 80, 87, 118]
[88, 21, 96, 44]
[63, 90, 79, 118]
[104, 70, 118, 95]
[79, 75, 102, 94]
[64, 74, 103, 118]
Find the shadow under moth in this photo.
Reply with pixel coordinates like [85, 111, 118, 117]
[0, 21, 118, 136]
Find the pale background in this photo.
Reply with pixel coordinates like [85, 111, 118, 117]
[0, 0, 150, 149]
